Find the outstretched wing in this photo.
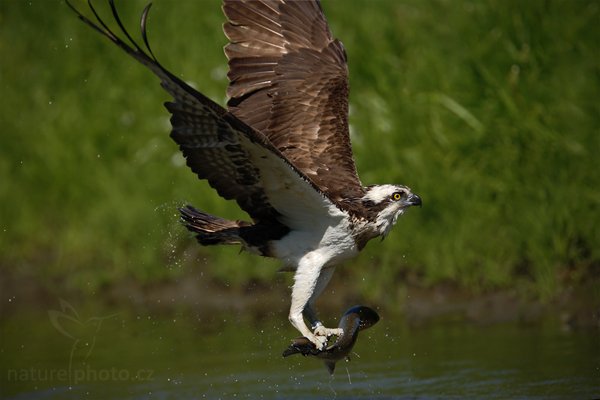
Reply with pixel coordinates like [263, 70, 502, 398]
[67, 0, 336, 224]
[223, 0, 365, 202]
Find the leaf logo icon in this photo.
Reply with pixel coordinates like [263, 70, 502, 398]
[48, 299, 118, 383]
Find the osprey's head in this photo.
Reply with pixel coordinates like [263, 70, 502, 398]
[362, 184, 422, 237]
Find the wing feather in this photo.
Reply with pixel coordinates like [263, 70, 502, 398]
[223, 0, 365, 202]
[67, 0, 337, 224]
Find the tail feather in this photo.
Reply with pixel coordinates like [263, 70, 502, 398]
[179, 205, 248, 246]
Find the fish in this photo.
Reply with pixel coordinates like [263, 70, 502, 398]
[282, 305, 380, 374]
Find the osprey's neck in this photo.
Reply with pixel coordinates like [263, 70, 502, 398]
[374, 206, 404, 238]
[350, 203, 404, 250]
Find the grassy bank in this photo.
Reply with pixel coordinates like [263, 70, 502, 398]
[1, 0, 598, 301]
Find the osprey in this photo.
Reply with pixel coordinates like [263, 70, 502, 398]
[68, 0, 422, 349]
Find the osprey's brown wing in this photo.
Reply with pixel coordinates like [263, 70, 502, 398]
[223, 0, 365, 201]
[67, 0, 332, 224]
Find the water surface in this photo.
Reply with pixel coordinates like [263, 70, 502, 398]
[1, 302, 598, 399]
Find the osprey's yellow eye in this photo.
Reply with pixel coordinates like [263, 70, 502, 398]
[392, 192, 403, 201]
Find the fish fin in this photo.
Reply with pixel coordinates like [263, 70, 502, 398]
[282, 337, 317, 357]
[282, 348, 299, 357]
[324, 361, 336, 375]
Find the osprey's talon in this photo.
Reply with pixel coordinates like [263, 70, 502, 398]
[314, 325, 343, 338]
[307, 332, 329, 350]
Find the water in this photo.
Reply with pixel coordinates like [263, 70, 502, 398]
[1, 302, 598, 399]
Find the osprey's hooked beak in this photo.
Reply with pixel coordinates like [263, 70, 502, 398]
[406, 193, 422, 208]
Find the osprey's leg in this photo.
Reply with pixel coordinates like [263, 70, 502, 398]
[303, 267, 343, 338]
[288, 256, 340, 350]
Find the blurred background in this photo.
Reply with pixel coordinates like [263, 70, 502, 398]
[1, 0, 598, 398]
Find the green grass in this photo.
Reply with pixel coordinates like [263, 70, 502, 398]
[1, 0, 598, 300]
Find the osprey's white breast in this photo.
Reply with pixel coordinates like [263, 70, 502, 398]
[271, 203, 361, 270]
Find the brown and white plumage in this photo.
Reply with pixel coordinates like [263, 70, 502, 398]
[68, 0, 421, 350]
[223, 0, 363, 201]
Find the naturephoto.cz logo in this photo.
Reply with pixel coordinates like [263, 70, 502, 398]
[6, 299, 154, 385]
[7, 365, 154, 385]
